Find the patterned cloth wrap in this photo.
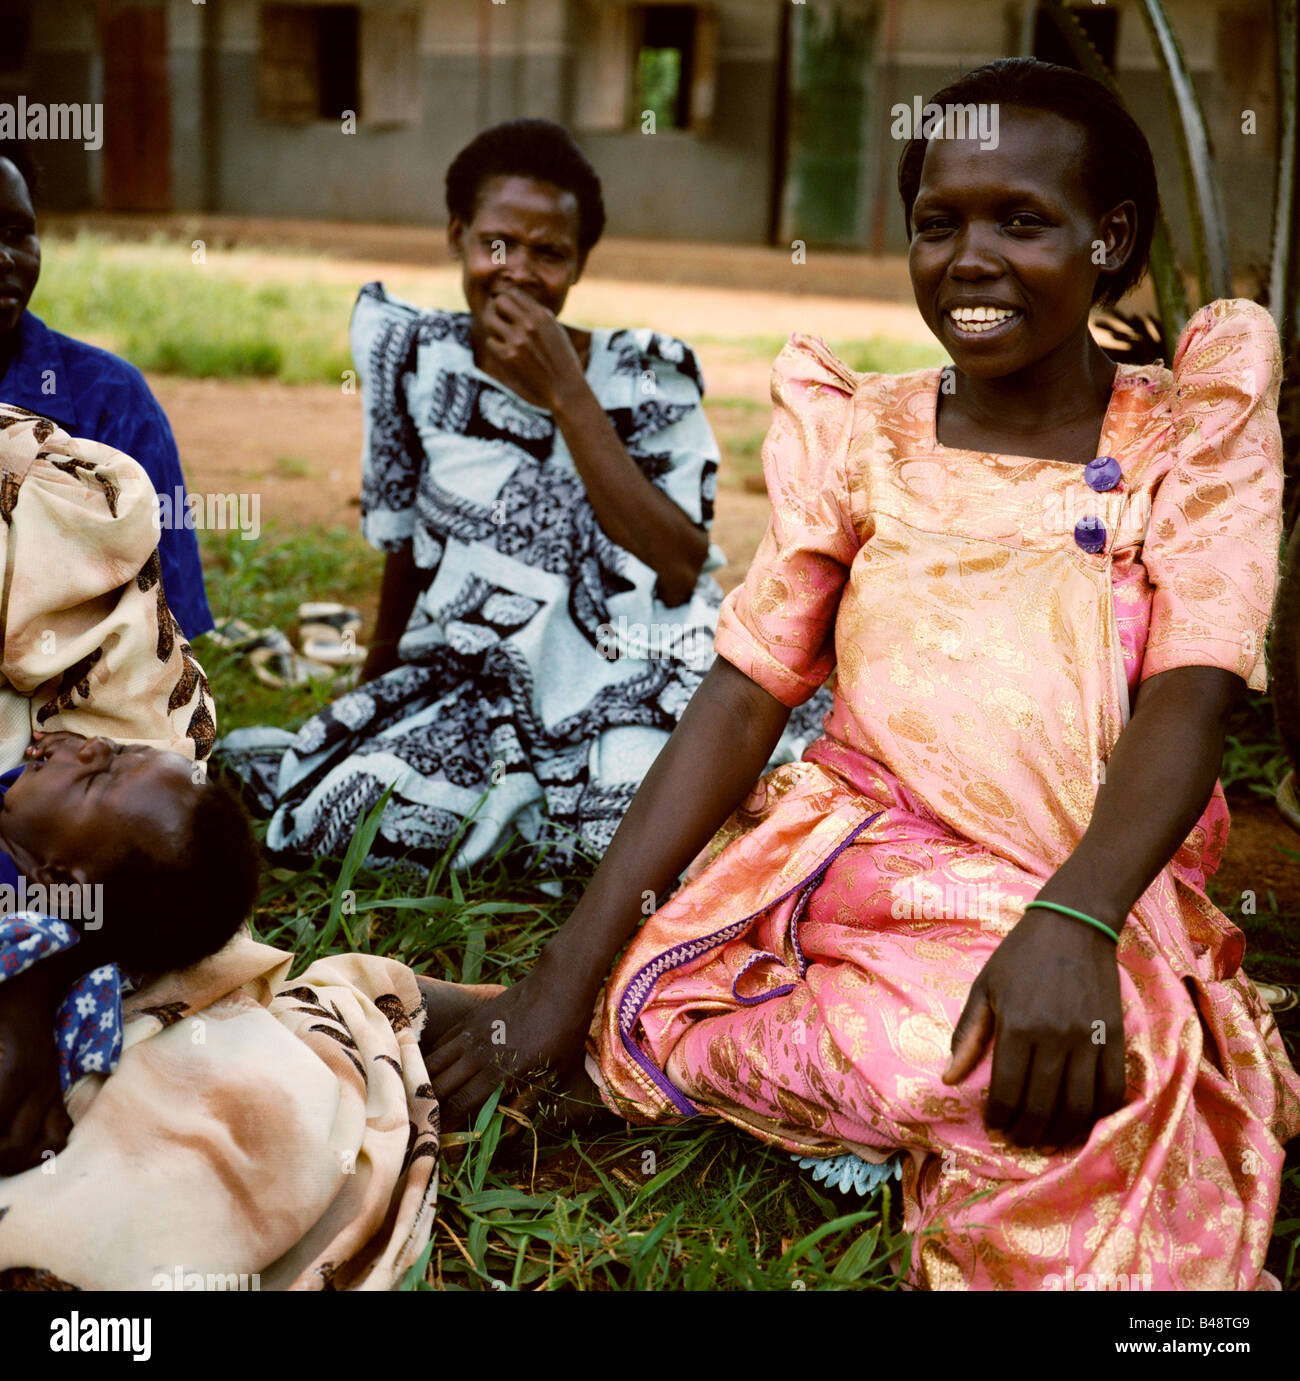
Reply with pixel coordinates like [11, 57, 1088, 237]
[0, 932, 438, 1290]
[0, 914, 122, 1090]
[220, 284, 829, 876]
[0, 403, 216, 770]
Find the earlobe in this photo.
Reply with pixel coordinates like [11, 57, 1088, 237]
[448, 217, 465, 260]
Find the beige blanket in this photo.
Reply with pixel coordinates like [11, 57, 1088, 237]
[0, 402, 213, 769]
[0, 933, 438, 1290]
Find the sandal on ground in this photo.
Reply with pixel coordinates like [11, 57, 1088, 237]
[206, 617, 265, 652]
[246, 629, 338, 690]
[1255, 982, 1299, 1014]
[297, 602, 363, 639]
[297, 603, 367, 667]
[299, 626, 367, 667]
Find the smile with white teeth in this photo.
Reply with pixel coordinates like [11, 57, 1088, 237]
[947, 306, 1020, 334]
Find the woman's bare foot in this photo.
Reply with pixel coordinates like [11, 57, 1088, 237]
[415, 975, 505, 1055]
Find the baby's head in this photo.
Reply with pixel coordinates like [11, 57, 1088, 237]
[0, 733, 260, 972]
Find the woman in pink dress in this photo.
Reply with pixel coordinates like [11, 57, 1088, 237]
[425, 58, 1300, 1290]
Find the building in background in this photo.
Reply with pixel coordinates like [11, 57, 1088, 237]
[0, 0, 1280, 268]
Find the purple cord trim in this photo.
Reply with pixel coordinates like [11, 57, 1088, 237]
[788, 872, 828, 978]
[616, 809, 884, 1116]
[731, 949, 782, 998]
[735, 981, 797, 1008]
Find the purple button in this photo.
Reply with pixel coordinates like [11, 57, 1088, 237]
[1074, 516, 1107, 553]
[1084, 455, 1121, 491]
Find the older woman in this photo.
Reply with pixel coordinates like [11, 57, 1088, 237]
[223, 119, 827, 874]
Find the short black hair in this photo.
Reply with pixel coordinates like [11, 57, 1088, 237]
[445, 118, 606, 257]
[896, 58, 1159, 306]
[99, 775, 261, 974]
[0, 141, 41, 203]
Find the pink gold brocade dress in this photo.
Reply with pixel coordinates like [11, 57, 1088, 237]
[591, 299, 1300, 1291]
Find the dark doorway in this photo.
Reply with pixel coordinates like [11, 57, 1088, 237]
[101, 4, 172, 212]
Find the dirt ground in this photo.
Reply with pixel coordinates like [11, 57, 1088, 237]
[44, 211, 929, 301]
[144, 247, 1300, 929]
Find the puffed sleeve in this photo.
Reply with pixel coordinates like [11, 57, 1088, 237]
[601, 329, 725, 597]
[714, 334, 860, 706]
[1139, 299, 1284, 692]
[606, 330, 719, 521]
[352, 282, 423, 554]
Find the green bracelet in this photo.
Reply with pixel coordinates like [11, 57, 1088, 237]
[1024, 900, 1120, 945]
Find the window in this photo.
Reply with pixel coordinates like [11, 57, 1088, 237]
[0, 0, 34, 78]
[260, 4, 420, 126]
[573, 2, 717, 135]
[1033, 4, 1119, 73]
[637, 6, 696, 130]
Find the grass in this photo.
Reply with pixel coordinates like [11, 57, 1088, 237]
[196, 520, 1300, 1291]
[30, 233, 369, 384]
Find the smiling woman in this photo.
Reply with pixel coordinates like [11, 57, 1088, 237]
[898, 63, 1156, 464]
[219, 118, 829, 877]
[420, 62, 1300, 1293]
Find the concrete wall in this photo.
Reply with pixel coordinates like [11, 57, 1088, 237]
[187, 0, 783, 240]
[6, 0, 1284, 273]
[574, 0, 783, 244]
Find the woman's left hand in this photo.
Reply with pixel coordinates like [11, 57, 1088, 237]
[942, 907, 1126, 1149]
[478, 285, 585, 410]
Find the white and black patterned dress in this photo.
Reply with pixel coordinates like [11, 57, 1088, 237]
[219, 284, 830, 874]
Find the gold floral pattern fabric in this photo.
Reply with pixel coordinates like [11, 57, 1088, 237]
[592, 299, 1299, 1290]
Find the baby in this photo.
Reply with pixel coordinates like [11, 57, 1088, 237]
[0, 730, 260, 1173]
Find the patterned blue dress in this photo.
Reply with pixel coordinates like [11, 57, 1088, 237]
[221, 284, 829, 874]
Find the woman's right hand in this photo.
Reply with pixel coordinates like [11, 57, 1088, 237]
[424, 958, 595, 1130]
